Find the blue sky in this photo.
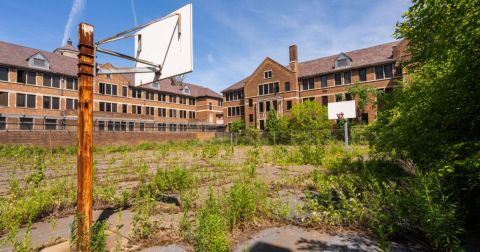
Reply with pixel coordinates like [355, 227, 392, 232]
[0, 0, 410, 92]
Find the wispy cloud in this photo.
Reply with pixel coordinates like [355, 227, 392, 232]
[188, 0, 410, 92]
[130, 0, 138, 26]
[61, 0, 86, 46]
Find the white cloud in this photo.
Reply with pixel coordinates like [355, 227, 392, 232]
[61, 0, 86, 46]
[187, 0, 411, 93]
[130, 0, 138, 26]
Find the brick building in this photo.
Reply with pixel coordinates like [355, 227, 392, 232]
[0, 40, 223, 132]
[222, 40, 408, 130]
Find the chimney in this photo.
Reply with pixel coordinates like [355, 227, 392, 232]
[67, 38, 73, 46]
[289, 45, 298, 73]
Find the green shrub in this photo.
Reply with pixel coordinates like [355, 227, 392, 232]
[90, 220, 108, 252]
[195, 190, 229, 252]
[225, 181, 267, 230]
[152, 167, 195, 193]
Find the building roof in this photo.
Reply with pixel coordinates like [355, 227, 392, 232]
[0, 40, 78, 76]
[121, 72, 221, 99]
[222, 40, 402, 92]
[0, 40, 221, 99]
[298, 41, 400, 77]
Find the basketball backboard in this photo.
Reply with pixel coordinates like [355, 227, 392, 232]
[134, 4, 193, 86]
[95, 4, 193, 86]
[328, 100, 356, 120]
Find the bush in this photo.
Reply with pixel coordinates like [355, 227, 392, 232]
[195, 190, 229, 252]
[225, 181, 267, 230]
[152, 167, 195, 193]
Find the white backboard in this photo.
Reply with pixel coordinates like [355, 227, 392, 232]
[328, 100, 356, 120]
[134, 4, 193, 86]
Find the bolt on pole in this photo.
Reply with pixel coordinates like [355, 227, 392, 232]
[77, 22, 95, 252]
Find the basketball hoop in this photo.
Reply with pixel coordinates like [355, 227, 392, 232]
[336, 112, 344, 120]
[172, 74, 185, 86]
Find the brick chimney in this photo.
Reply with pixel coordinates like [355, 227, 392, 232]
[289, 45, 298, 73]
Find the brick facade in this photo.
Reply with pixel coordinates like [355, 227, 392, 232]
[0, 40, 224, 134]
[222, 41, 408, 130]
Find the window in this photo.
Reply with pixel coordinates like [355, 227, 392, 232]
[140, 122, 145, 131]
[361, 113, 369, 124]
[17, 94, 36, 108]
[132, 105, 142, 114]
[320, 75, 328, 88]
[272, 100, 278, 111]
[218, 100, 223, 107]
[132, 88, 142, 99]
[146, 106, 154, 115]
[33, 58, 46, 68]
[303, 97, 315, 102]
[20, 117, 33, 130]
[335, 93, 343, 102]
[249, 114, 254, 123]
[158, 123, 166, 131]
[66, 78, 78, 90]
[115, 121, 121, 131]
[258, 85, 263, 95]
[322, 96, 328, 106]
[128, 122, 135, 131]
[180, 96, 187, 104]
[122, 87, 128, 97]
[27, 71, 36, 85]
[337, 58, 348, 68]
[122, 104, 127, 113]
[66, 98, 78, 110]
[0, 67, 8, 81]
[169, 109, 177, 118]
[286, 100, 292, 110]
[343, 71, 351, 84]
[43, 74, 52, 87]
[395, 66, 403, 76]
[108, 121, 114, 131]
[302, 78, 314, 90]
[100, 102, 117, 112]
[259, 120, 265, 130]
[43, 96, 60, 110]
[170, 95, 177, 103]
[264, 70, 272, 79]
[17, 70, 26, 83]
[248, 98, 253, 107]
[0, 92, 8, 106]
[359, 68, 367, 82]
[285, 82, 290, 91]
[169, 124, 177, 132]
[345, 93, 353, 101]
[98, 121, 105, 131]
[158, 108, 167, 117]
[0, 117, 5, 130]
[52, 75, 60, 88]
[384, 64, 392, 78]
[209, 102, 213, 110]
[335, 73, 342, 85]
[180, 110, 187, 118]
[45, 119, 57, 130]
[259, 102, 264, 113]
[189, 98, 195, 105]
[121, 122, 127, 131]
[375, 66, 384, 79]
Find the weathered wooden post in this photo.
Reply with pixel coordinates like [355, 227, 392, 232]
[77, 22, 94, 251]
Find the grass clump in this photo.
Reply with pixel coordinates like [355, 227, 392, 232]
[152, 166, 195, 193]
[225, 181, 267, 230]
[195, 189, 229, 252]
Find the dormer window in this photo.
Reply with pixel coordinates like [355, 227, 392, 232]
[334, 53, 352, 69]
[183, 86, 190, 94]
[264, 70, 272, 79]
[28, 53, 49, 70]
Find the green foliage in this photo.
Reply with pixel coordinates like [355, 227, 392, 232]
[229, 119, 245, 133]
[90, 220, 108, 252]
[152, 167, 195, 193]
[348, 82, 381, 116]
[195, 190, 229, 252]
[369, 0, 480, 242]
[305, 157, 464, 251]
[202, 144, 220, 159]
[25, 156, 46, 186]
[225, 181, 267, 230]
[288, 101, 330, 144]
[131, 187, 157, 240]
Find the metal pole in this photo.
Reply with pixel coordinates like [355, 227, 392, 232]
[344, 120, 349, 149]
[77, 22, 94, 252]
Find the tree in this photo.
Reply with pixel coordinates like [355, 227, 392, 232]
[229, 119, 245, 133]
[265, 109, 290, 144]
[370, 0, 480, 242]
[289, 101, 330, 144]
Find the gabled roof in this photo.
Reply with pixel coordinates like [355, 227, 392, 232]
[0, 40, 77, 76]
[299, 41, 401, 77]
[221, 57, 293, 93]
[222, 41, 402, 92]
[121, 72, 221, 99]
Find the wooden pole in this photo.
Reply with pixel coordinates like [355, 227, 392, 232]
[77, 22, 94, 252]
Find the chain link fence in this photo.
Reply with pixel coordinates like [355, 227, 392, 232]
[215, 126, 373, 145]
